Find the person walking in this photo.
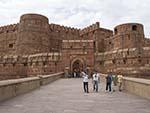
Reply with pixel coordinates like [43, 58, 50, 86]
[92, 71, 100, 92]
[82, 71, 89, 93]
[105, 72, 112, 92]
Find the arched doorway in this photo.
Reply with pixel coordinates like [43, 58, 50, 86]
[71, 59, 84, 77]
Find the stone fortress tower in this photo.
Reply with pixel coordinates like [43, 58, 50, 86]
[114, 23, 144, 49]
[0, 13, 149, 80]
[16, 14, 50, 55]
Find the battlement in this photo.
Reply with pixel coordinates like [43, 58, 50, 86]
[0, 23, 18, 34]
[49, 23, 80, 33]
[79, 22, 100, 35]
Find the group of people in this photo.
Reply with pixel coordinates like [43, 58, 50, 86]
[82, 71, 123, 93]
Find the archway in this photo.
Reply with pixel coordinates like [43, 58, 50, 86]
[71, 59, 84, 77]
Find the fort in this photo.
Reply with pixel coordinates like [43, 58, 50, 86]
[0, 13, 150, 80]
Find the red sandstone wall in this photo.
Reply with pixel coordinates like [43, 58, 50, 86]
[0, 13, 149, 80]
[0, 24, 18, 55]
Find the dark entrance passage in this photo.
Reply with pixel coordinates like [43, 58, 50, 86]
[72, 60, 83, 78]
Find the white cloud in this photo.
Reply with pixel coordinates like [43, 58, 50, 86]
[0, 0, 150, 37]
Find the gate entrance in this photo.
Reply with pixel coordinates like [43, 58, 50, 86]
[71, 59, 84, 77]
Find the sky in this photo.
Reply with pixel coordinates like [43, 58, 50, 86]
[0, 0, 150, 38]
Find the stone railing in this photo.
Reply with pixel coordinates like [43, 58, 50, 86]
[0, 72, 64, 102]
[100, 73, 150, 100]
[123, 77, 150, 100]
[39, 72, 64, 85]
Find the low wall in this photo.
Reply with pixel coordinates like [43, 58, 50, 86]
[39, 72, 64, 85]
[0, 72, 64, 102]
[123, 77, 150, 100]
[100, 73, 150, 100]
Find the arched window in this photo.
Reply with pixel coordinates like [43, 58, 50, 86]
[132, 25, 137, 31]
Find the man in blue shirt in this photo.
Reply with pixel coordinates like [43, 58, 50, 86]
[105, 72, 112, 92]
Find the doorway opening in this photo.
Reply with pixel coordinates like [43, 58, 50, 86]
[72, 59, 84, 78]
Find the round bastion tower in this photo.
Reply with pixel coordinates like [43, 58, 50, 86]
[113, 23, 145, 49]
[16, 14, 50, 55]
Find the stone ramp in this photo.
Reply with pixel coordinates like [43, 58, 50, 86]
[0, 78, 149, 113]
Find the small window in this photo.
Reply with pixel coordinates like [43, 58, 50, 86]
[24, 63, 27, 66]
[127, 50, 129, 55]
[43, 62, 47, 66]
[114, 28, 118, 34]
[109, 41, 111, 44]
[13, 63, 16, 67]
[112, 59, 116, 64]
[93, 41, 96, 52]
[123, 59, 127, 64]
[83, 45, 86, 51]
[9, 43, 14, 48]
[132, 25, 137, 31]
[55, 62, 57, 66]
[43, 62, 46, 66]
[138, 59, 142, 63]
[99, 61, 104, 65]
[3, 63, 6, 67]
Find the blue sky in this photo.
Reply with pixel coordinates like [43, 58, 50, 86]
[0, 0, 150, 37]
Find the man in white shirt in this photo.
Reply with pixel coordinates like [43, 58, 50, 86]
[92, 71, 100, 92]
[82, 71, 89, 93]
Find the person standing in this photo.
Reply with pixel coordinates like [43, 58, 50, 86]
[117, 74, 123, 91]
[82, 71, 89, 93]
[92, 71, 100, 92]
[106, 72, 112, 92]
[73, 70, 77, 78]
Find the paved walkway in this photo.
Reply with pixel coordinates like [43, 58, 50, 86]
[0, 78, 150, 113]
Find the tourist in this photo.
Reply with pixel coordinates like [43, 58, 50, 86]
[105, 72, 112, 92]
[73, 70, 77, 78]
[82, 71, 89, 93]
[112, 74, 118, 92]
[92, 71, 100, 92]
[117, 73, 123, 91]
[112, 74, 118, 86]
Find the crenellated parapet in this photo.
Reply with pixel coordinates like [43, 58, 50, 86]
[49, 23, 80, 33]
[0, 23, 18, 34]
[79, 22, 100, 35]
[0, 52, 62, 65]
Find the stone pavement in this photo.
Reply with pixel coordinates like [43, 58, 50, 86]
[0, 78, 150, 113]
